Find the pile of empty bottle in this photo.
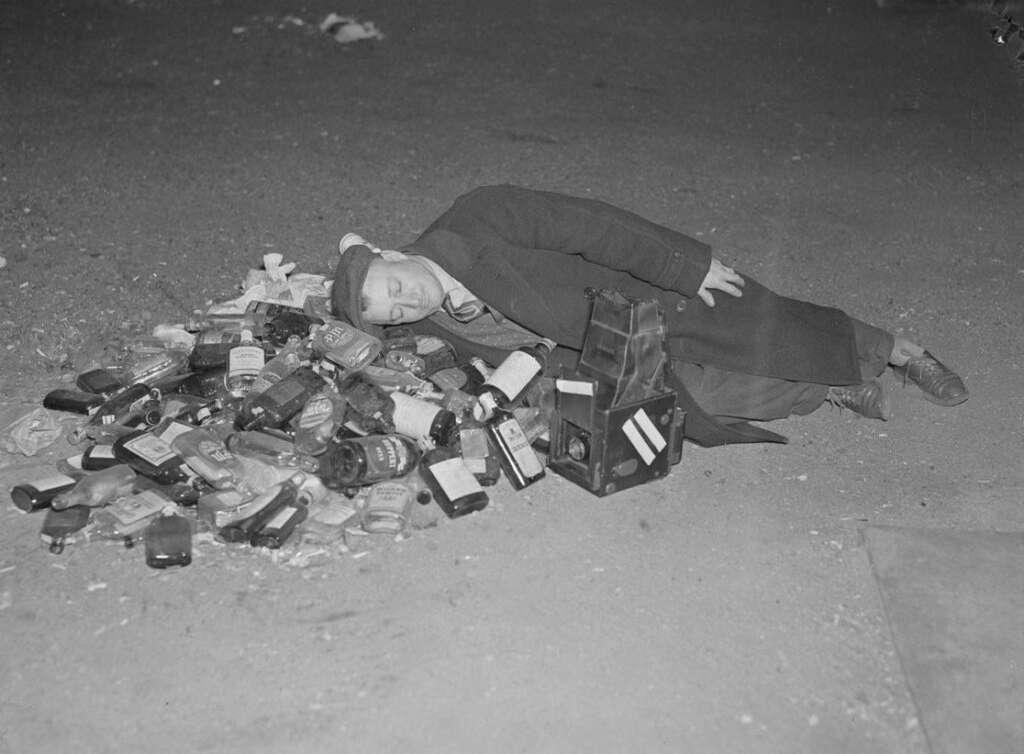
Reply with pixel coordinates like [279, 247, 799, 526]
[10, 285, 554, 569]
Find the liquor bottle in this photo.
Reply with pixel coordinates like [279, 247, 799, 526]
[167, 424, 246, 489]
[455, 416, 502, 486]
[40, 505, 92, 554]
[309, 318, 382, 371]
[144, 512, 193, 568]
[314, 434, 420, 490]
[249, 334, 310, 395]
[334, 372, 395, 435]
[250, 495, 309, 549]
[263, 311, 323, 347]
[418, 445, 489, 518]
[292, 389, 347, 456]
[428, 358, 492, 395]
[51, 463, 138, 510]
[473, 340, 554, 422]
[112, 429, 190, 485]
[42, 388, 107, 416]
[75, 368, 127, 396]
[88, 487, 173, 545]
[10, 473, 79, 512]
[80, 443, 119, 471]
[225, 329, 265, 399]
[485, 406, 546, 490]
[389, 392, 457, 447]
[235, 365, 326, 431]
[224, 430, 317, 472]
[188, 328, 244, 371]
[359, 480, 415, 534]
[218, 472, 307, 544]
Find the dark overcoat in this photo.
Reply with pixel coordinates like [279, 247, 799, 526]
[398, 185, 865, 446]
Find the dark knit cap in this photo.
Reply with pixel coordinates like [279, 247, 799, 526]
[331, 244, 383, 336]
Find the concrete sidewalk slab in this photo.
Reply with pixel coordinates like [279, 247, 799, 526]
[864, 526, 1024, 754]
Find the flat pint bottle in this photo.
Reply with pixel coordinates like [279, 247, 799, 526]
[486, 406, 546, 490]
[473, 340, 554, 422]
[315, 434, 420, 489]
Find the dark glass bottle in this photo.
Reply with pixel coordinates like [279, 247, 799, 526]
[486, 407, 546, 490]
[418, 446, 489, 518]
[315, 434, 420, 489]
[473, 341, 553, 421]
[218, 472, 306, 544]
[250, 498, 308, 549]
[235, 365, 326, 431]
[389, 392, 457, 447]
[112, 429, 190, 485]
[10, 473, 79, 512]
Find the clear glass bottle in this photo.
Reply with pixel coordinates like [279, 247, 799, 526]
[473, 341, 553, 422]
[167, 424, 246, 489]
[249, 334, 310, 395]
[456, 416, 502, 486]
[292, 389, 347, 456]
[225, 329, 265, 399]
[51, 463, 137, 510]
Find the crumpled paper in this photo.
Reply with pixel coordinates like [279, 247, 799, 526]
[319, 13, 384, 43]
[205, 253, 332, 316]
[2, 407, 66, 456]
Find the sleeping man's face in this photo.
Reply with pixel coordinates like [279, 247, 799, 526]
[360, 257, 446, 325]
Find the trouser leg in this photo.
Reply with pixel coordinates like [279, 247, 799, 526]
[673, 317, 895, 422]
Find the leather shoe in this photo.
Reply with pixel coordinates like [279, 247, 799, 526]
[893, 351, 968, 407]
[826, 380, 890, 421]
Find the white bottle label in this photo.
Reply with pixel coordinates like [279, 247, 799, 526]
[123, 433, 178, 466]
[228, 345, 265, 378]
[429, 456, 483, 500]
[30, 473, 77, 491]
[485, 350, 540, 403]
[496, 417, 544, 477]
[391, 392, 438, 440]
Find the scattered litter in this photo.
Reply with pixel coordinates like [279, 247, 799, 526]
[2, 407, 65, 456]
[86, 581, 108, 592]
[319, 13, 384, 44]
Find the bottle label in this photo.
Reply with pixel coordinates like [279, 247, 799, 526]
[108, 489, 169, 526]
[485, 350, 540, 404]
[86, 444, 117, 460]
[296, 394, 334, 429]
[197, 439, 234, 464]
[428, 456, 483, 500]
[227, 345, 265, 378]
[390, 393, 438, 440]
[263, 505, 298, 531]
[25, 474, 77, 492]
[363, 436, 414, 479]
[313, 322, 380, 370]
[494, 416, 544, 477]
[123, 433, 178, 466]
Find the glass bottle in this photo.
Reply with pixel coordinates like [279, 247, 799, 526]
[112, 428, 190, 485]
[51, 463, 137, 510]
[473, 340, 553, 422]
[249, 334, 310, 395]
[225, 329, 265, 399]
[418, 445, 489, 518]
[292, 389, 348, 456]
[144, 512, 193, 568]
[224, 430, 315, 472]
[315, 434, 420, 490]
[235, 365, 326, 431]
[168, 425, 246, 490]
[456, 416, 502, 486]
[389, 392, 457, 447]
[10, 473, 79, 512]
[218, 472, 306, 544]
[309, 318, 382, 371]
[486, 406, 546, 490]
[250, 496, 309, 549]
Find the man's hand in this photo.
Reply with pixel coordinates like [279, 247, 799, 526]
[697, 257, 745, 307]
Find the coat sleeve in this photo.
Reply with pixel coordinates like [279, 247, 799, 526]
[421, 185, 713, 298]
